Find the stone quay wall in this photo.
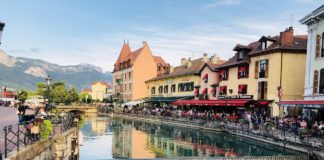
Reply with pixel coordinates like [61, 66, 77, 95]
[7, 128, 79, 160]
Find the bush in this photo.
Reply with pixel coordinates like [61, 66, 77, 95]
[40, 120, 53, 139]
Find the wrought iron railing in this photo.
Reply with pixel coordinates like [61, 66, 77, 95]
[1, 112, 77, 158]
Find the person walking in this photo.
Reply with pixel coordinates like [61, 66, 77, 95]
[17, 102, 27, 123]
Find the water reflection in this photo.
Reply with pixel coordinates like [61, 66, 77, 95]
[80, 115, 304, 159]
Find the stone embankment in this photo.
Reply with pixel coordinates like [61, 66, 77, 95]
[7, 128, 79, 160]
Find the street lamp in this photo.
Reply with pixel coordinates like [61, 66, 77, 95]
[0, 21, 5, 46]
[45, 75, 52, 111]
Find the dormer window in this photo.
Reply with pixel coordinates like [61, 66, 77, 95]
[261, 41, 266, 51]
[238, 50, 245, 60]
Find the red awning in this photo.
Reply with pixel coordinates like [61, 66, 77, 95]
[202, 74, 208, 80]
[201, 88, 208, 94]
[194, 88, 199, 95]
[279, 100, 324, 108]
[210, 87, 216, 93]
[219, 86, 226, 92]
[238, 85, 246, 92]
[219, 70, 225, 75]
[238, 66, 245, 72]
[226, 100, 250, 107]
[171, 100, 227, 106]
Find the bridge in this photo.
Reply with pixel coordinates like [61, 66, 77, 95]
[56, 105, 98, 114]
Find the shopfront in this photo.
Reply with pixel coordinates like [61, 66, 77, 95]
[279, 100, 324, 122]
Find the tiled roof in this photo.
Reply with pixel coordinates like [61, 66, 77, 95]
[92, 81, 111, 88]
[248, 35, 307, 56]
[154, 56, 169, 66]
[147, 59, 220, 82]
[114, 44, 131, 65]
[217, 34, 307, 69]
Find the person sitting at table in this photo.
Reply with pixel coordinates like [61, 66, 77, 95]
[300, 119, 307, 129]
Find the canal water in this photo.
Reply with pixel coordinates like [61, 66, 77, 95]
[80, 115, 304, 159]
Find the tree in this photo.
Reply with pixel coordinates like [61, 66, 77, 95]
[36, 82, 47, 96]
[79, 93, 92, 103]
[51, 82, 67, 104]
[17, 89, 28, 103]
[65, 87, 79, 104]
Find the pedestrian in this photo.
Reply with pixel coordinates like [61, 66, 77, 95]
[17, 102, 27, 123]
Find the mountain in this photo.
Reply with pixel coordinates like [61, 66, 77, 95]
[0, 49, 112, 91]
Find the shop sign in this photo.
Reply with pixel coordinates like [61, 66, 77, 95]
[218, 95, 253, 99]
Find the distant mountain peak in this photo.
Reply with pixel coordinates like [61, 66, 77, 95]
[0, 49, 16, 67]
[0, 49, 112, 91]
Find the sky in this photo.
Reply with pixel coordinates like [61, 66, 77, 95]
[0, 0, 323, 72]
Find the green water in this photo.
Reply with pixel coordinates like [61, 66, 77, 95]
[79, 115, 304, 159]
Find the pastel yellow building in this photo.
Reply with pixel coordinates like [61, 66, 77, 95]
[112, 41, 169, 102]
[216, 27, 307, 116]
[146, 54, 225, 104]
[91, 81, 110, 101]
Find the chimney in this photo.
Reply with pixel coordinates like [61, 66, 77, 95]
[202, 53, 208, 62]
[181, 58, 187, 65]
[279, 27, 294, 46]
[211, 54, 220, 64]
[143, 41, 148, 47]
[187, 57, 192, 68]
[169, 66, 174, 73]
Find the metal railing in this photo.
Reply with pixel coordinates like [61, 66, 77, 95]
[1, 112, 76, 158]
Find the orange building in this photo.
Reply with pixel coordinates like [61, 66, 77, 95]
[112, 41, 169, 102]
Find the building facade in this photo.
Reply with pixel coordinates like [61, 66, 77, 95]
[146, 54, 225, 104]
[112, 42, 169, 102]
[300, 5, 324, 100]
[91, 81, 110, 101]
[216, 27, 307, 116]
[278, 5, 324, 122]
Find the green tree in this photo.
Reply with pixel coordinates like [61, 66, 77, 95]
[79, 93, 92, 103]
[51, 82, 67, 104]
[65, 87, 79, 104]
[16, 89, 28, 103]
[36, 82, 47, 96]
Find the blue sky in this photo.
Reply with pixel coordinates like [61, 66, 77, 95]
[0, 0, 322, 72]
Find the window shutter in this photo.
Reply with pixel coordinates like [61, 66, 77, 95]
[265, 59, 269, 78]
[264, 81, 268, 99]
[316, 34, 321, 58]
[314, 70, 319, 94]
[258, 82, 261, 99]
[255, 61, 259, 79]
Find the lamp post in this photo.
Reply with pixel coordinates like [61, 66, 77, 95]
[0, 21, 5, 46]
[45, 75, 52, 110]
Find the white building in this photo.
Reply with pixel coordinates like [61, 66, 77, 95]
[300, 5, 324, 100]
[280, 5, 324, 122]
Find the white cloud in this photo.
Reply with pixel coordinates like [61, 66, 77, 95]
[202, 0, 241, 10]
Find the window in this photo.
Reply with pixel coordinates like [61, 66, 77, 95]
[171, 84, 176, 92]
[261, 41, 266, 51]
[219, 69, 228, 80]
[129, 83, 132, 90]
[258, 81, 268, 100]
[157, 66, 161, 71]
[202, 74, 208, 83]
[164, 85, 168, 93]
[238, 84, 248, 94]
[127, 60, 131, 67]
[238, 50, 245, 60]
[129, 72, 131, 79]
[178, 82, 194, 92]
[259, 59, 268, 78]
[124, 84, 127, 91]
[124, 73, 127, 79]
[151, 87, 156, 94]
[320, 69, 324, 94]
[219, 86, 227, 95]
[158, 86, 163, 93]
[238, 66, 249, 79]
[322, 33, 324, 57]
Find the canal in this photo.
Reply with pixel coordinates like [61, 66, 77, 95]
[79, 114, 304, 159]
